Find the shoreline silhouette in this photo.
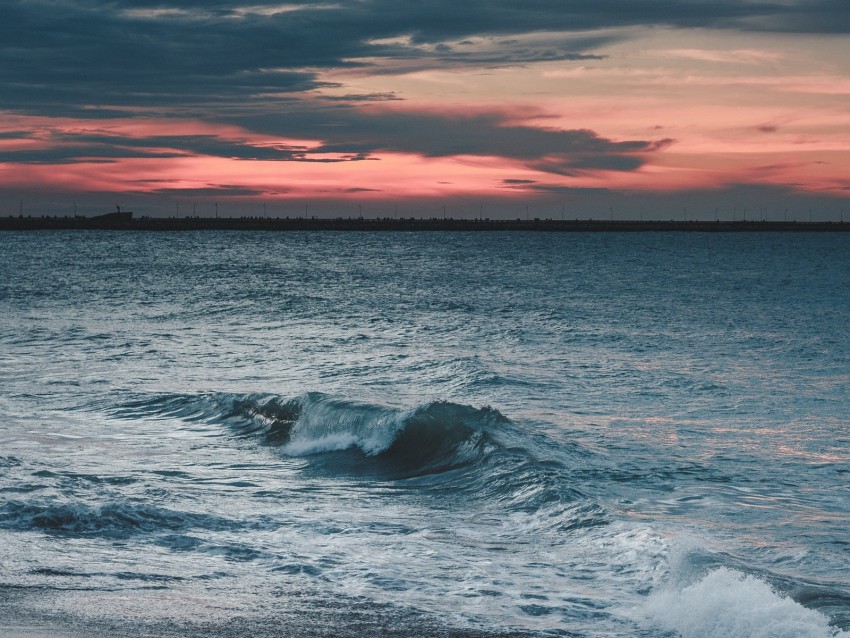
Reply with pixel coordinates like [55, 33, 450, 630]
[3, 213, 849, 232]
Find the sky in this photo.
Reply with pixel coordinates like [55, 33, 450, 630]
[1, 0, 849, 220]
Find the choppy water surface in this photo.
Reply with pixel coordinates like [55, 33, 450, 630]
[1, 230, 848, 637]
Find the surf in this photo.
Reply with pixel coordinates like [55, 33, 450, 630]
[112, 390, 606, 531]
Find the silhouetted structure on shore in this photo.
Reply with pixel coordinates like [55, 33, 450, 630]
[2, 212, 849, 232]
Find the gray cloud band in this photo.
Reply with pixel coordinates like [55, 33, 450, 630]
[1, 0, 839, 176]
[2, 1, 846, 114]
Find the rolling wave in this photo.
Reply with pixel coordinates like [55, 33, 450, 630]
[113, 391, 607, 531]
[117, 391, 511, 469]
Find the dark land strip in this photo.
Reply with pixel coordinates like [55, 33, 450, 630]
[3, 212, 849, 232]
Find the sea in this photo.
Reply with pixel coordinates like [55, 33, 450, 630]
[0, 229, 848, 637]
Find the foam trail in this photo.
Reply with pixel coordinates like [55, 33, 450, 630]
[642, 567, 848, 638]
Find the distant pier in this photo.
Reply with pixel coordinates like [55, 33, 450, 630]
[2, 214, 850, 232]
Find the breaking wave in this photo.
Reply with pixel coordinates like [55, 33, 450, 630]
[118, 391, 519, 470]
[640, 567, 850, 638]
[114, 391, 607, 530]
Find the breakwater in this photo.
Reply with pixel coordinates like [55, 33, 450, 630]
[3, 214, 849, 232]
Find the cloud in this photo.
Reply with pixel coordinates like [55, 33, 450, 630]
[522, 184, 615, 195]
[144, 185, 271, 197]
[0, 107, 670, 177]
[2, 1, 848, 118]
[655, 48, 784, 65]
[320, 93, 405, 102]
[0, 129, 375, 164]
[2, 0, 847, 214]
[234, 106, 670, 173]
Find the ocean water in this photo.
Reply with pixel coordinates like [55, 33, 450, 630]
[0, 230, 848, 637]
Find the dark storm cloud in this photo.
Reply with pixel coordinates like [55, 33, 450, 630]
[0, 146, 180, 164]
[1, 0, 844, 184]
[312, 113, 655, 159]
[0, 131, 35, 140]
[2, 0, 848, 117]
[0, 109, 669, 173]
[0, 2, 348, 115]
[230, 106, 671, 172]
[765, 0, 850, 33]
[0, 131, 374, 164]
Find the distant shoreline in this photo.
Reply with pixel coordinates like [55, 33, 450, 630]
[3, 214, 849, 232]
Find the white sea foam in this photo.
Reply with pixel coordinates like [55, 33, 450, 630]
[279, 393, 405, 456]
[282, 432, 374, 456]
[641, 567, 847, 638]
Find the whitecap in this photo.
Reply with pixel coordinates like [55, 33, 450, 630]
[640, 567, 847, 638]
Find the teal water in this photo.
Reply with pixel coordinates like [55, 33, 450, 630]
[1, 231, 848, 637]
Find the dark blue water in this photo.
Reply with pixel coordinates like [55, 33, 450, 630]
[1, 231, 848, 637]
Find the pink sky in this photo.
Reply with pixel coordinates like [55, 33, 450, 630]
[1, 6, 848, 219]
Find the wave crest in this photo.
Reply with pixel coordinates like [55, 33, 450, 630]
[232, 393, 508, 477]
[641, 567, 848, 638]
[111, 391, 603, 529]
[115, 391, 510, 472]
